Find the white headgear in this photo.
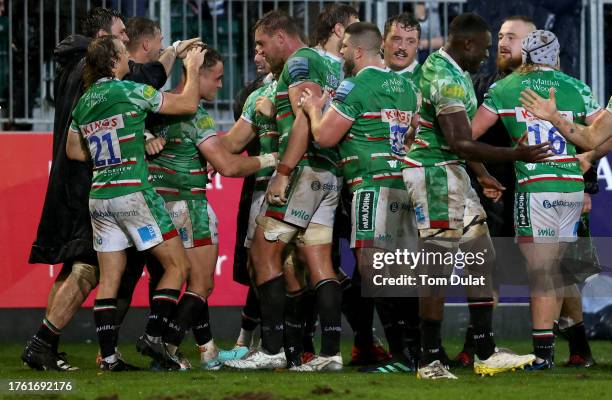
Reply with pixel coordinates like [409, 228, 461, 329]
[521, 30, 560, 67]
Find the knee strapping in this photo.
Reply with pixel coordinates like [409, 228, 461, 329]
[71, 262, 99, 288]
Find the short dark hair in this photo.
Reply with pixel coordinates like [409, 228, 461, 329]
[125, 17, 160, 52]
[181, 47, 224, 76]
[253, 10, 301, 38]
[384, 13, 421, 40]
[449, 12, 491, 40]
[311, 4, 359, 46]
[502, 15, 535, 26]
[345, 22, 382, 52]
[83, 35, 121, 88]
[81, 7, 124, 38]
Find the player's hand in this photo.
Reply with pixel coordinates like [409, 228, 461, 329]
[266, 173, 290, 205]
[175, 38, 205, 58]
[577, 152, 593, 173]
[206, 161, 218, 177]
[519, 88, 558, 121]
[145, 137, 166, 155]
[255, 97, 276, 118]
[299, 88, 328, 115]
[582, 192, 592, 214]
[477, 173, 506, 203]
[514, 131, 552, 162]
[184, 47, 206, 70]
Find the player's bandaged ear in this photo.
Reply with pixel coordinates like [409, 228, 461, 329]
[71, 261, 100, 288]
[256, 215, 298, 244]
[296, 223, 333, 247]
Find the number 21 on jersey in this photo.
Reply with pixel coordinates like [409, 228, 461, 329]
[87, 129, 122, 168]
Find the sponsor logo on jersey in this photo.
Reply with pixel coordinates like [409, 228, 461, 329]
[287, 56, 309, 82]
[537, 227, 556, 237]
[525, 163, 537, 171]
[515, 107, 573, 122]
[196, 115, 214, 130]
[515, 193, 531, 228]
[137, 224, 157, 242]
[542, 199, 581, 209]
[80, 114, 125, 136]
[358, 190, 375, 231]
[290, 208, 310, 221]
[414, 204, 426, 224]
[441, 84, 465, 100]
[335, 80, 355, 102]
[143, 85, 157, 99]
[311, 181, 321, 191]
[389, 201, 399, 213]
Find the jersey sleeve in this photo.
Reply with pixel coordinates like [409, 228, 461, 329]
[430, 75, 469, 115]
[330, 79, 360, 121]
[285, 51, 324, 89]
[191, 108, 217, 146]
[127, 82, 164, 113]
[240, 88, 261, 125]
[573, 79, 601, 117]
[69, 118, 79, 133]
[481, 82, 500, 114]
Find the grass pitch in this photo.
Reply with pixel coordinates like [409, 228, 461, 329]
[1, 339, 612, 400]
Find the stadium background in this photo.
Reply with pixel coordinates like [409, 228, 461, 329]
[0, 0, 611, 341]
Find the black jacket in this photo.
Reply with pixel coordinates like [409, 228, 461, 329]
[29, 36, 168, 265]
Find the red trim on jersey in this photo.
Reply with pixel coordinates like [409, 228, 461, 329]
[355, 239, 375, 248]
[419, 120, 434, 128]
[429, 220, 450, 229]
[190, 170, 207, 175]
[265, 210, 286, 220]
[148, 165, 176, 174]
[93, 181, 141, 188]
[499, 112, 515, 117]
[367, 136, 387, 141]
[362, 114, 381, 119]
[118, 135, 136, 143]
[517, 236, 534, 243]
[276, 111, 293, 120]
[162, 229, 179, 241]
[373, 175, 402, 181]
[193, 237, 213, 247]
[519, 176, 583, 185]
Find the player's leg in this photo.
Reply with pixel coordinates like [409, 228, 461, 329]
[558, 288, 594, 367]
[283, 249, 309, 367]
[21, 259, 98, 371]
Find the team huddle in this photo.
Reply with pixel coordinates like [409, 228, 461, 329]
[21, 4, 612, 379]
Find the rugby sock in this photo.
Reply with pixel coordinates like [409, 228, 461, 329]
[302, 289, 317, 354]
[532, 329, 555, 361]
[241, 286, 261, 331]
[93, 299, 118, 359]
[342, 281, 375, 348]
[468, 299, 496, 360]
[193, 300, 213, 346]
[165, 291, 206, 347]
[375, 298, 405, 356]
[420, 318, 442, 366]
[562, 322, 591, 356]
[316, 279, 342, 357]
[36, 318, 61, 351]
[401, 297, 421, 358]
[461, 325, 475, 354]
[284, 288, 307, 367]
[146, 289, 180, 338]
[257, 275, 286, 354]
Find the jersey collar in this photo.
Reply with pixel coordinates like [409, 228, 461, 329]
[395, 59, 420, 74]
[314, 46, 343, 63]
[357, 65, 390, 76]
[438, 48, 464, 74]
[95, 77, 118, 84]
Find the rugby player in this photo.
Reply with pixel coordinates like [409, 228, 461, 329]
[65, 36, 205, 371]
[383, 13, 423, 86]
[521, 90, 612, 151]
[301, 21, 421, 373]
[226, 7, 355, 371]
[400, 13, 548, 379]
[143, 47, 277, 371]
[472, 30, 603, 370]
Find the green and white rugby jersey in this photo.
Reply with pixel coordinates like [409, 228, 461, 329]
[394, 59, 423, 88]
[402, 49, 477, 168]
[70, 78, 163, 199]
[275, 47, 342, 174]
[241, 74, 279, 191]
[483, 67, 601, 192]
[331, 66, 419, 192]
[148, 105, 217, 201]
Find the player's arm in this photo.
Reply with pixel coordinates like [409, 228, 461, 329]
[301, 88, 352, 147]
[66, 128, 88, 161]
[520, 88, 612, 150]
[279, 82, 323, 168]
[438, 109, 550, 163]
[579, 136, 612, 168]
[157, 48, 205, 115]
[199, 136, 276, 177]
[158, 38, 203, 76]
[472, 105, 499, 140]
[221, 118, 257, 154]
